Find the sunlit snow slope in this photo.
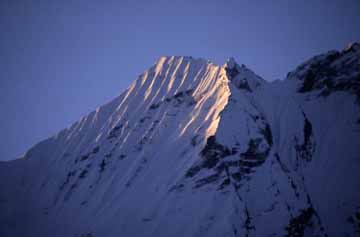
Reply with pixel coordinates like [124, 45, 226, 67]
[1, 44, 360, 237]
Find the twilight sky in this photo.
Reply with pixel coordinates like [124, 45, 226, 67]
[1, 0, 359, 161]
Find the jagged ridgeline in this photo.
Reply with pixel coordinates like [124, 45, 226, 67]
[1, 43, 360, 237]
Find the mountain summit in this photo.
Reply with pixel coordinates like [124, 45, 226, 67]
[1, 45, 360, 237]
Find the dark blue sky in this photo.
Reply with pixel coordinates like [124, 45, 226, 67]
[1, 0, 359, 161]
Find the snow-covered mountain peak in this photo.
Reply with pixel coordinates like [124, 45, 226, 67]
[224, 57, 264, 92]
[154, 55, 211, 69]
[1, 45, 360, 237]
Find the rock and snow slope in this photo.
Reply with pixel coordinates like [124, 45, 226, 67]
[1, 44, 360, 237]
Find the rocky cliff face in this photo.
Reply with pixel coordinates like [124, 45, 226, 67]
[1, 45, 359, 237]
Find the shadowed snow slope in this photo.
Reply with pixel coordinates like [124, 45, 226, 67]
[1, 46, 360, 236]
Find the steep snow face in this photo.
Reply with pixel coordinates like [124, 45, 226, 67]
[1, 47, 360, 237]
[0, 56, 232, 237]
[281, 44, 360, 236]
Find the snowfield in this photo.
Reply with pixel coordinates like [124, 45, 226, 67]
[1, 43, 360, 237]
